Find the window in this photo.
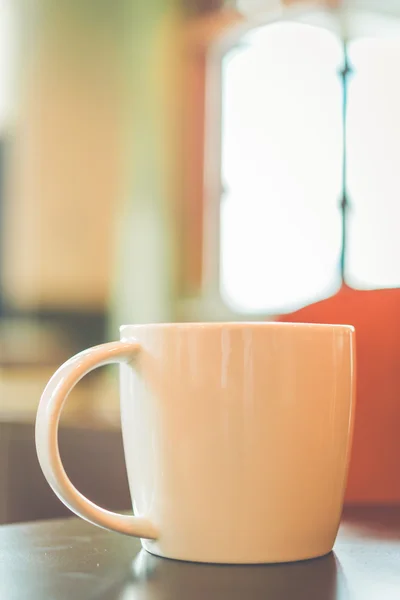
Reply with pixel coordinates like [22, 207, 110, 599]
[347, 37, 400, 289]
[219, 20, 400, 314]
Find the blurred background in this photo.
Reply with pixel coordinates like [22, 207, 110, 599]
[1, 0, 400, 524]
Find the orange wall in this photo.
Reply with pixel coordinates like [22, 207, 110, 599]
[280, 286, 400, 504]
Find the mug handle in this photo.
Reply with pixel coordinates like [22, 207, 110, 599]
[35, 340, 158, 539]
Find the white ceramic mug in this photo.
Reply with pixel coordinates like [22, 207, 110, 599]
[36, 322, 355, 564]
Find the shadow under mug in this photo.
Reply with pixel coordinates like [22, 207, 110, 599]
[35, 322, 355, 564]
[107, 549, 349, 600]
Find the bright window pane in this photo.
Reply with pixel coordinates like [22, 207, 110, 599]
[220, 22, 343, 313]
[347, 37, 400, 289]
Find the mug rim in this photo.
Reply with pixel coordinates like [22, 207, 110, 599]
[120, 322, 355, 333]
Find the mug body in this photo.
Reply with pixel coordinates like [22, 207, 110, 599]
[120, 322, 355, 564]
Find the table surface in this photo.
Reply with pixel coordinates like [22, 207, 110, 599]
[1, 507, 400, 600]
